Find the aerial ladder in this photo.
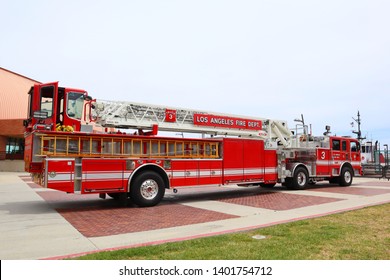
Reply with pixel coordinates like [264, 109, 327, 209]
[89, 99, 294, 148]
[27, 90, 295, 162]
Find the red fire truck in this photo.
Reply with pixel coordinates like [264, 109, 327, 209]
[24, 82, 362, 207]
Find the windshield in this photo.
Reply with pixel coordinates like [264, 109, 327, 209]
[67, 92, 85, 120]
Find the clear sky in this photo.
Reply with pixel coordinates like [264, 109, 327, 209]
[1, 0, 389, 147]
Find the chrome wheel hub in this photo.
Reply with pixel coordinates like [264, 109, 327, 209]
[344, 171, 352, 183]
[140, 179, 159, 200]
[297, 172, 307, 186]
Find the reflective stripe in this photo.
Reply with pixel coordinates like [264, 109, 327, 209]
[316, 160, 329, 166]
[224, 169, 244, 176]
[172, 170, 223, 178]
[172, 168, 277, 178]
[265, 167, 277, 174]
[83, 172, 132, 180]
[47, 172, 132, 181]
[49, 168, 279, 182]
[316, 160, 361, 166]
[47, 173, 72, 181]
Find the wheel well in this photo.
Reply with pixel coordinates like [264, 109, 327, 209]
[340, 162, 354, 175]
[290, 163, 310, 177]
[128, 164, 170, 192]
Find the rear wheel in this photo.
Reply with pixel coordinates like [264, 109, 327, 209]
[287, 166, 309, 190]
[130, 171, 165, 207]
[339, 166, 353, 186]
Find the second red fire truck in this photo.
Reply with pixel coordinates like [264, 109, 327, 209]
[24, 82, 362, 207]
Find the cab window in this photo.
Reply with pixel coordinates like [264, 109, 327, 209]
[351, 141, 359, 152]
[342, 141, 347, 151]
[40, 86, 54, 118]
[332, 139, 340, 151]
[362, 145, 371, 153]
[67, 92, 85, 120]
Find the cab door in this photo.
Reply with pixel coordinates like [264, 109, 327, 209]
[341, 140, 348, 161]
[349, 140, 362, 175]
[331, 138, 347, 162]
[45, 158, 75, 193]
[63, 90, 88, 131]
[330, 138, 344, 175]
[29, 82, 59, 131]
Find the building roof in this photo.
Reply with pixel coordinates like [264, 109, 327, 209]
[0, 67, 40, 120]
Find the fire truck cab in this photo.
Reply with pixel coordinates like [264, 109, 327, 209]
[24, 82, 92, 133]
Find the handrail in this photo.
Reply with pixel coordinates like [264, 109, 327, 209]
[38, 134, 220, 159]
[362, 164, 390, 181]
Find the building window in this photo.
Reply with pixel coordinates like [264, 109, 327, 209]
[5, 138, 24, 160]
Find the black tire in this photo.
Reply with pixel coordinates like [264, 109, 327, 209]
[130, 171, 165, 207]
[339, 166, 353, 186]
[288, 166, 309, 190]
[284, 179, 292, 189]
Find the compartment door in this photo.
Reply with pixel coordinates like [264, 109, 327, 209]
[45, 158, 75, 193]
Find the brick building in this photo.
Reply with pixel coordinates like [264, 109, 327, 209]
[0, 67, 40, 171]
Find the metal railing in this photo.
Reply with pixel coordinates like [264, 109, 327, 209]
[362, 164, 390, 181]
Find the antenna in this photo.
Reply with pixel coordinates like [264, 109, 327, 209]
[352, 111, 366, 142]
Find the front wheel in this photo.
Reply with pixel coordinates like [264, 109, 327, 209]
[130, 171, 166, 207]
[339, 167, 353, 186]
